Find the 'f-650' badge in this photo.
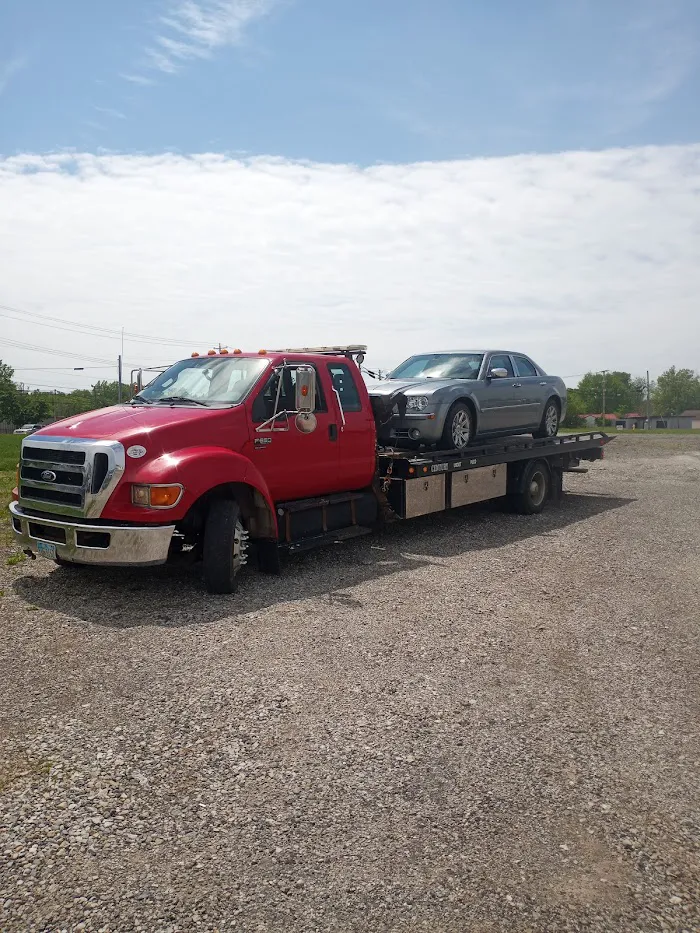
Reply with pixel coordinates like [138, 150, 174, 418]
[127, 445, 147, 459]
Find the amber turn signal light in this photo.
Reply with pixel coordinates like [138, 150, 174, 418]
[131, 484, 183, 508]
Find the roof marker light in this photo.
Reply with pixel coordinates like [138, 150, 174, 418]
[207, 349, 217, 356]
[191, 352, 200, 357]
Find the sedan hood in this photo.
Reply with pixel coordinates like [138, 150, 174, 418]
[368, 378, 464, 397]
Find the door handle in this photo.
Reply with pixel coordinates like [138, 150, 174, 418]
[512, 382, 522, 388]
[328, 424, 338, 441]
[539, 381, 547, 386]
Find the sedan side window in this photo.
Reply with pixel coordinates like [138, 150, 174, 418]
[513, 356, 538, 377]
[488, 354, 514, 377]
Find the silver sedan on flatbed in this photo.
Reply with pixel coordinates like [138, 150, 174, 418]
[368, 350, 567, 451]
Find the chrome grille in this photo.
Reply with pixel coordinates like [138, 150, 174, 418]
[18, 436, 125, 519]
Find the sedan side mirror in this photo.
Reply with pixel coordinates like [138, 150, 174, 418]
[488, 367, 509, 379]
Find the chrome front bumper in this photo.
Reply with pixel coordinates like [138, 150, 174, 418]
[9, 502, 175, 567]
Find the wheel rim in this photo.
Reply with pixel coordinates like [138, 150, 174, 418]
[545, 404, 558, 435]
[529, 471, 546, 506]
[451, 410, 471, 448]
[232, 520, 249, 574]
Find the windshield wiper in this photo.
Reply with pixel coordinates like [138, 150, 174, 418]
[155, 396, 210, 407]
[130, 396, 153, 405]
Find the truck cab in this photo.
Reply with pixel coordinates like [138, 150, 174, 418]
[10, 347, 378, 591]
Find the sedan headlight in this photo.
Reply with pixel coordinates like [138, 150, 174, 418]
[406, 396, 430, 411]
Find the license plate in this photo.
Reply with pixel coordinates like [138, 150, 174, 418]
[36, 540, 57, 561]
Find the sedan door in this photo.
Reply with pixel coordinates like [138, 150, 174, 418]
[476, 354, 521, 433]
[512, 355, 550, 427]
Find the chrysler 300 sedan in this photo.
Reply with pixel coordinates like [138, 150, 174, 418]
[368, 350, 567, 451]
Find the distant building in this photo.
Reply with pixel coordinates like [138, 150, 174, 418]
[581, 411, 700, 430]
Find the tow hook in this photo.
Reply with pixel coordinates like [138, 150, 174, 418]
[23, 548, 36, 560]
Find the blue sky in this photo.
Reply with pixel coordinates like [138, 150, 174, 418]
[1, 1, 700, 389]
[2, 0, 699, 163]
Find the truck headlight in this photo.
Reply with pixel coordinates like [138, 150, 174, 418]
[131, 484, 183, 508]
[406, 396, 430, 411]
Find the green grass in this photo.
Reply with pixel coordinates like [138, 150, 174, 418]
[0, 435, 21, 550]
[561, 427, 700, 435]
[0, 434, 22, 470]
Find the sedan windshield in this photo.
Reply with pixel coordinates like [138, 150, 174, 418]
[389, 353, 484, 380]
[136, 356, 270, 407]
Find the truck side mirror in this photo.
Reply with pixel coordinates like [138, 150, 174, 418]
[488, 367, 509, 379]
[295, 366, 316, 413]
[294, 365, 318, 433]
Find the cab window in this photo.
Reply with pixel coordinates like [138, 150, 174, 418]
[252, 364, 326, 422]
[327, 363, 362, 412]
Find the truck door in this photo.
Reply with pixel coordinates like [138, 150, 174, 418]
[326, 361, 377, 490]
[245, 362, 339, 502]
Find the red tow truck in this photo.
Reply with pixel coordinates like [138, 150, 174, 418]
[10, 346, 611, 593]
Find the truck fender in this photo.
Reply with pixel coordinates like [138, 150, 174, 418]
[132, 447, 278, 538]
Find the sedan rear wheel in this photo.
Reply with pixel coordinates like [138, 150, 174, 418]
[533, 399, 560, 439]
[441, 402, 472, 451]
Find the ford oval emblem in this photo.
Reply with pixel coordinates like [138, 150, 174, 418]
[40, 470, 57, 482]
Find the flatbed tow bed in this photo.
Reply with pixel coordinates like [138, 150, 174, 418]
[276, 432, 612, 556]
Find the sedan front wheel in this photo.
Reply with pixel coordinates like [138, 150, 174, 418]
[441, 402, 473, 451]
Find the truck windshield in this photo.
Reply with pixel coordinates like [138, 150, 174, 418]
[136, 356, 270, 407]
[389, 353, 484, 380]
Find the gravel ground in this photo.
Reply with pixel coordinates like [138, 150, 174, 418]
[1, 434, 699, 932]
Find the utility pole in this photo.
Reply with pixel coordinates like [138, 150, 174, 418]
[600, 370, 608, 427]
[646, 370, 651, 429]
[117, 355, 123, 403]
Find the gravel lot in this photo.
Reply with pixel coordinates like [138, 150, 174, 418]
[1, 434, 699, 932]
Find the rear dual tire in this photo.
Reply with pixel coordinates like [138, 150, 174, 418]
[510, 459, 550, 514]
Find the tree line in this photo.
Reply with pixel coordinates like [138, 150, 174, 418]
[563, 367, 700, 426]
[0, 360, 130, 427]
[2, 359, 699, 429]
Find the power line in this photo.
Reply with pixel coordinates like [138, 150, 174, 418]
[12, 365, 120, 371]
[17, 382, 95, 391]
[0, 302, 216, 348]
[0, 336, 115, 364]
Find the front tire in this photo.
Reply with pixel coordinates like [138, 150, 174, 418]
[202, 499, 249, 594]
[533, 399, 560, 438]
[441, 402, 473, 451]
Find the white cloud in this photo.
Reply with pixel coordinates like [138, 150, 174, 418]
[0, 146, 699, 386]
[146, 0, 277, 74]
[93, 106, 127, 120]
[119, 73, 156, 87]
[0, 54, 27, 97]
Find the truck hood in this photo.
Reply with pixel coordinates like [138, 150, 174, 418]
[35, 404, 247, 454]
